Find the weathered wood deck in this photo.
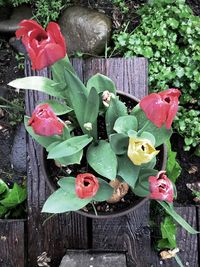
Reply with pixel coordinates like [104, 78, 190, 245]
[0, 58, 199, 267]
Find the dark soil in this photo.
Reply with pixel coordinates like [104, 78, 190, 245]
[0, 36, 25, 186]
[172, 133, 200, 205]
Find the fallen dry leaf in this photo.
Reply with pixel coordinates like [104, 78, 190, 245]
[160, 248, 179, 260]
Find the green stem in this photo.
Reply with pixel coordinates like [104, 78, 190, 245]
[137, 120, 151, 136]
[91, 202, 98, 216]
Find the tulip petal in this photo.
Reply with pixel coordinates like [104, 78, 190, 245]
[47, 22, 66, 52]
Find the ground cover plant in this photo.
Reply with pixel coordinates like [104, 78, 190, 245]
[112, 0, 200, 153]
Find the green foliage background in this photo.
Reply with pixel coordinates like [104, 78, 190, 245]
[112, 0, 200, 151]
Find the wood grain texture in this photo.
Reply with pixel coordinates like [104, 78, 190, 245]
[0, 219, 25, 267]
[83, 57, 148, 99]
[25, 59, 88, 266]
[92, 201, 151, 267]
[151, 206, 199, 267]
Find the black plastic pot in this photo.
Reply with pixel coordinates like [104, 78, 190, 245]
[39, 91, 167, 219]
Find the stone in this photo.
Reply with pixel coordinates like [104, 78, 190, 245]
[0, 5, 32, 33]
[59, 6, 112, 56]
[59, 251, 127, 267]
[10, 123, 26, 173]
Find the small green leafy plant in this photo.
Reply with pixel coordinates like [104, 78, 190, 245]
[0, 179, 27, 219]
[112, 0, 200, 151]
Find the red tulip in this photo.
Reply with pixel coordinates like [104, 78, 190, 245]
[139, 89, 181, 129]
[75, 173, 99, 199]
[149, 171, 174, 203]
[16, 20, 66, 70]
[28, 103, 64, 136]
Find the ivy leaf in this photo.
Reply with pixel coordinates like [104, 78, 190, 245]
[0, 183, 27, 208]
[0, 179, 9, 195]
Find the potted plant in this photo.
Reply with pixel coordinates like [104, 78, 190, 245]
[8, 20, 198, 234]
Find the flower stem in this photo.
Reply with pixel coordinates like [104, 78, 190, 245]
[137, 120, 151, 137]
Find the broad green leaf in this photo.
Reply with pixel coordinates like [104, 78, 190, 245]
[57, 176, 76, 192]
[109, 133, 129, 155]
[158, 201, 199, 234]
[47, 135, 93, 159]
[105, 97, 127, 136]
[157, 216, 177, 249]
[87, 140, 117, 180]
[132, 169, 157, 197]
[8, 77, 66, 99]
[113, 115, 138, 134]
[131, 105, 172, 147]
[63, 68, 88, 128]
[0, 183, 27, 208]
[0, 179, 9, 195]
[141, 157, 156, 169]
[87, 73, 116, 94]
[51, 55, 76, 83]
[55, 150, 83, 166]
[83, 87, 99, 139]
[84, 87, 99, 124]
[42, 188, 91, 213]
[93, 178, 114, 201]
[166, 140, 181, 183]
[117, 154, 140, 188]
[24, 116, 63, 148]
[38, 100, 73, 115]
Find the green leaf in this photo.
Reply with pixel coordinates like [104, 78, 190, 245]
[42, 188, 91, 213]
[0, 179, 9, 195]
[55, 150, 83, 166]
[0, 205, 8, 217]
[87, 140, 118, 180]
[38, 100, 73, 115]
[51, 55, 76, 83]
[8, 77, 66, 99]
[166, 140, 181, 183]
[84, 87, 99, 124]
[158, 201, 199, 234]
[131, 106, 172, 147]
[113, 115, 138, 134]
[157, 216, 177, 249]
[0, 183, 27, 208]
[105, 97, 127, 136]
[24, 116, 63, 149]
[48, 135, 93, 159]
[87, 73, 116, 94]
[63, 68, 88, 128]
[57, 176, 76, 192]
[109, 133, 129, 155]
[140, 131, 156, 146]
[133, 169, 157, 197]
[93, 178, 114, 201]
[117, 154, 140, 188]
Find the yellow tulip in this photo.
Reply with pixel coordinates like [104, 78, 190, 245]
[127, 137, 159, 165]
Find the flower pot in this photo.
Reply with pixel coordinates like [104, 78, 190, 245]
[39, 91, 167, 219]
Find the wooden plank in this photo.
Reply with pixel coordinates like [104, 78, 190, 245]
[84, 57, 150, 267]
[0, 219, 25, 267]
[83, 57, 148, 99]
[59, 250, 127, 267]
[151, 206, 199, 267]
[92, 202, 151, 267]
[25, 59, 88, 266]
